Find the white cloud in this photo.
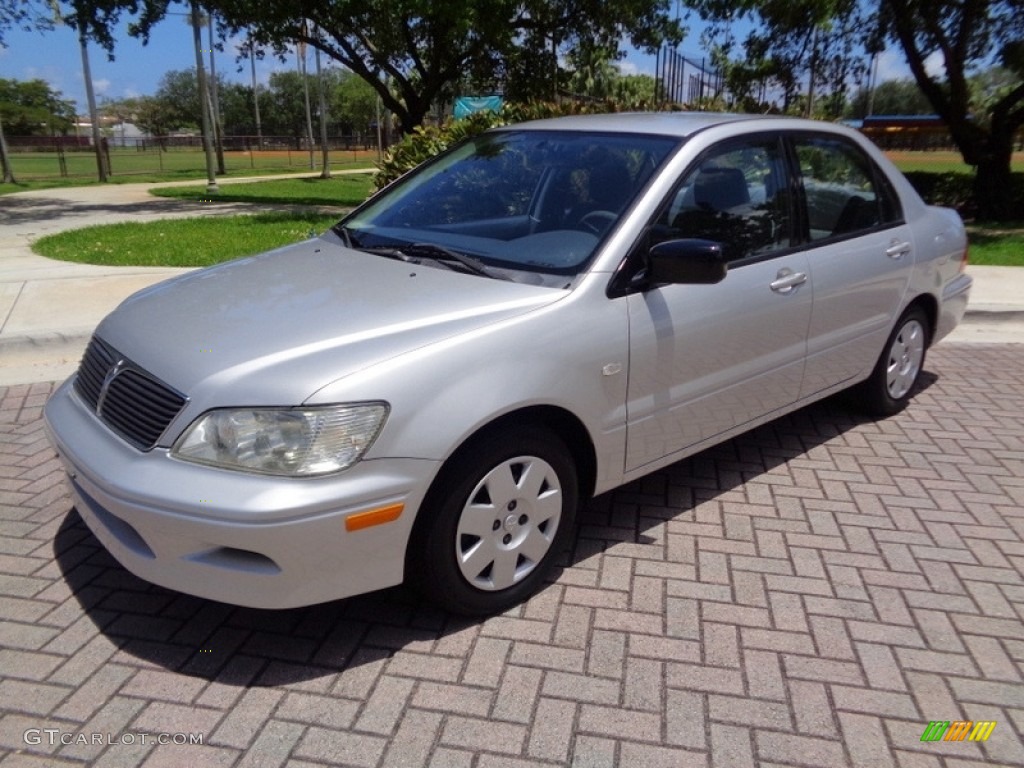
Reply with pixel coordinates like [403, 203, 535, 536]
[616, 60, 641, 77]
[93, 78, 111, 94]
[924, 50, 945, 79]
[873, 47, 947, 84]
[873, 49, 910, 83]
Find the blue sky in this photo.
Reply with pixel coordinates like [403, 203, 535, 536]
[0, 15, 917, 115]
[1, 17, 291, 111]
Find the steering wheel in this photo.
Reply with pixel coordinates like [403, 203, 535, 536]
[577, 210, 618, 235]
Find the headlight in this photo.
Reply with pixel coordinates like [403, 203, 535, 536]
[171, 403, 388, 476]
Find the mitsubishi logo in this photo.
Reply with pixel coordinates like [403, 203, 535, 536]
[95, 358, 126, 415]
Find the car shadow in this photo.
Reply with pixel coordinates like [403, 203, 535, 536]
[52, 375, 937, 686]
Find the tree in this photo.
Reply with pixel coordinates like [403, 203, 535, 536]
[335, 70, 378, 135]
[127, 68, 253, 136]
[262, 70, 316, 140]
[873, 0, 1024, 221]
[0, 0, 54, 46]
[692, 0, 867, 118]
[845, 77, 933, 118]
[693, 0, 1024, 221]
[68, 0, 682, 134]
[0, 77, 76, 135]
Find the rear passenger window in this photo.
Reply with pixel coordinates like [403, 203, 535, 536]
[794, 137, 900, 241]
[653, 137, 791, 262]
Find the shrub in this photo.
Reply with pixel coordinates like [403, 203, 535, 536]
[903, 170, 1024, 219]
[373, 99, 653, 189]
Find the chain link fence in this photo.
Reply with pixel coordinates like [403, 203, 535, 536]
[4, 135, 380, 181]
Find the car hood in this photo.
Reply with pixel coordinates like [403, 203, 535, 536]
[95, 233, 564, 406]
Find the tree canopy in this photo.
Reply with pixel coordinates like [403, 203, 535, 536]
[874, 0, 1024, 219]
[97, 65, 381, 141]
[845, 78, 933, 118]
[67, 0, 683, 134]
[0, 0, 54, 46]
[0, 77, 76, 135]
[693, 0, 1024, 220]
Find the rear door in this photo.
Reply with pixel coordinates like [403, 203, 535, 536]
[789, 134, 914, 397]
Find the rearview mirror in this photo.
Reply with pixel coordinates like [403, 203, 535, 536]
[648, 239, 728, 285]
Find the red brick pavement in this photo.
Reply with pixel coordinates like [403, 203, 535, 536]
[0, 344, 1022, 767]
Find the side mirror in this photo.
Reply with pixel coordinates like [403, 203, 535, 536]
[648, 238, 728, 285]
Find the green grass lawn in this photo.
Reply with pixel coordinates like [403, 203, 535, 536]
[967, 224, 1024, 266]
[25, 152, 1023, 269]
[887, 150, 1024, 173]
[150, 174, 375, 207]
[32, 212, 341, 268]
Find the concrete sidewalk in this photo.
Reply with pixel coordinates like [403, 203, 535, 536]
[0, 173, 358, 385]
[1, 176, 1022, 385]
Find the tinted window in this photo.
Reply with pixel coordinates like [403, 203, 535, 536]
[652, 137, 791, 262]
[794, 136, 900, 240]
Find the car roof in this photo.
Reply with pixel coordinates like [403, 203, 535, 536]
[500, 111, 779, 138]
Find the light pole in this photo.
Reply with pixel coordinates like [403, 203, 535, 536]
[313, 29, 331, 179]
[190, 0, 218, 194]
[297, 38, 316, 170]
[208, 13, 225, 174]
[249, 33, 263, 148]
[79, 28, 107, 182]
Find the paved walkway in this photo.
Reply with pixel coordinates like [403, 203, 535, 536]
[1, 343, 1022, 766]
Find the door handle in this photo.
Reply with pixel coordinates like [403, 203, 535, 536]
[886, 240, 911, 259]
[770, 269, 808, 293]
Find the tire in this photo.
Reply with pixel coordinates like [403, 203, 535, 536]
[857, 306, 930, 417]
[410, 426, 578, 616]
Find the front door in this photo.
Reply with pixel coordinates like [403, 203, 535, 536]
[623, 135, 813, 473]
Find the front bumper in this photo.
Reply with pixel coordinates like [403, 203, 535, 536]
[44, 379, 439, 609]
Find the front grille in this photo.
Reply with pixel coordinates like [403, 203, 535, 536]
[74, 336, 188, 450]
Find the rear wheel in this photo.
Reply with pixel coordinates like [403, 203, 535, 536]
[857, 306, 930, 416]
[411, 427, 578, 615]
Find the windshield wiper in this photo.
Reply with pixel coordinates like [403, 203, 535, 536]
[402, 243, 496, 278]
[352, 241, 505, 280]
[332, 224, 362, 249]
[354, 245, 419, 263]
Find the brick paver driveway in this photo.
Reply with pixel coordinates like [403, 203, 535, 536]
[1, 343, 1022, 768]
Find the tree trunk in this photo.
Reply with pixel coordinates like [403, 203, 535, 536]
[0, 114, 15, 184]
[972, 129, 1016, 222]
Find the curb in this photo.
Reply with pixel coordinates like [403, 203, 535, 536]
[958, 308, 1024, 324]
[0, 330, 93, 355]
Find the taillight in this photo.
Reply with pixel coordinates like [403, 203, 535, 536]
[959, 240, 969, 273]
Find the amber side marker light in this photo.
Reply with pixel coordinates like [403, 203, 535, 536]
[345, 503, 404, 532]
[960, 241, 970, 272]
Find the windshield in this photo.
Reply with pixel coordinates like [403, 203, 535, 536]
[340, 130, 679, 284]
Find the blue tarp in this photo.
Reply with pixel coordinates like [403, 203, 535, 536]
[454, 96, 503, 119]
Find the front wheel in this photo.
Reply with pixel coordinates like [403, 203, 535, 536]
[857, 306, 930, 416]
[410, 427, 578, 616]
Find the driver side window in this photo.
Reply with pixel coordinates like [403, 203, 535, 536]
[653, 137, 792, 262]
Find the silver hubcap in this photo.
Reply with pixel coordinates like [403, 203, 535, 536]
[886, 319, 925, 399]
[455, 455, 562, 591]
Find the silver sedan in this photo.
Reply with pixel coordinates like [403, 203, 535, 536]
[44, 113, 971, 614]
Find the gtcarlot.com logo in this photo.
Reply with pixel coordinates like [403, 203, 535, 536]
[920, 721, 997, 742]
[24, 730, 204, 746]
